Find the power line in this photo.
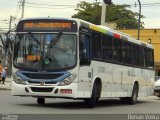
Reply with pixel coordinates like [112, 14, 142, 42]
[25, 5, 75, 9]
[129, 2, 160, 7]
[15, 0, 22, 18]
[25, 2, 76, 7]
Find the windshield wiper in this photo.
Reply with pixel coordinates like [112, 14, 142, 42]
[50, 32, 62, 48]
[28, 32, 40, 45]
[47, 32, 62, 60]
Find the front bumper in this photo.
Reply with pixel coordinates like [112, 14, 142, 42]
[11, 81, 78, 98]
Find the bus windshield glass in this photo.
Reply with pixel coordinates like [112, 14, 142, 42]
[13, 33, 77, 70]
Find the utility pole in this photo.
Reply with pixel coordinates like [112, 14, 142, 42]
[101, 0, 112, 25]
[21, 0, 25, 19]
[101, 1, 106, 25]
[137, 0, 141, 40]
[9, 16, 12, 31]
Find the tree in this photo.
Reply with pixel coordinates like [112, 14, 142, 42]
[72, 1, 145, 29]
[72, 1, 102, 25]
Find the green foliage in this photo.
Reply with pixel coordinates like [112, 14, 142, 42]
[72, 1, 145, 29]
[72, 1, 102, 25]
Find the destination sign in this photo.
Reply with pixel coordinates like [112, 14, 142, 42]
[24, 22, 72, 29]
[16, 19, 77, 32]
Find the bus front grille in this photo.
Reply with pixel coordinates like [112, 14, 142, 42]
[28, 81, 57, 84]
[22, 73, 63, 79]
[30, 87, 53, 92]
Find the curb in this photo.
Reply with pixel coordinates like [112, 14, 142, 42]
[0, 88, 11, 91]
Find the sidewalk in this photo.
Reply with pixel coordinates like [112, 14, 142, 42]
[0, 77, 11, 90]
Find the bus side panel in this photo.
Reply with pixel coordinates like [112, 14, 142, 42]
[138, 68, 149, 97]
[77, 66, 92, 98]
[119, 65, 132, 97]
[93, 61, 113, 98]
[147, 70, 155, 96]
[131, 68, 154, 97]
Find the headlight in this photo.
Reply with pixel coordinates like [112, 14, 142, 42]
[59, 74, 77, 86]
[12, 73, 26, 85]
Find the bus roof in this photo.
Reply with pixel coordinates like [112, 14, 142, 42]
[78, 19, 153, 49]
[18, 17, 153, 49]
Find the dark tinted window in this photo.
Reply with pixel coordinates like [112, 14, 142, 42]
[144, 47, 148, 67]
[147, 48, 154, 68]
[139, 47, 144, 67]
[92, 31, 101, 59]
[80, 33, 90, 59]
[113, 38, 122, 63]
[102, 35, 112, 61]
[132, 44, 139, 66]
[123, 41, 131, 65]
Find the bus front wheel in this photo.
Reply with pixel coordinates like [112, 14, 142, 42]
[85, 82, 99, 108]
[37, 98, 45, 104]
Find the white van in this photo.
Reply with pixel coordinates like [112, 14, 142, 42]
[154, 76, 160, 98]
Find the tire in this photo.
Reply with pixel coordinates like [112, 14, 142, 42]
[85, 82, 98, 108]
[128, 84, 138, 105]
[37, 98, 45, 104]
[120, 84, 138, 105]
[120, 97, 128, 104]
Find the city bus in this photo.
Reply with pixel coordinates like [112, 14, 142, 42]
[11, 17, 155, 108]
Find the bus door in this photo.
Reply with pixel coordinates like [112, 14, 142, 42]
[78, 32, 92, 98]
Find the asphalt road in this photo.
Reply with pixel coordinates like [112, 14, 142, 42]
[0, 90, 160, 115]
[0, 90, 160, 114]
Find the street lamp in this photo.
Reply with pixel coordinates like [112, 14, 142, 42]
[101, 0, 112, 25]
[137, 0, 141, 40]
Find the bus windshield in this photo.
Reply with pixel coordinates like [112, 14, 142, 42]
[13, 33, 77, 70]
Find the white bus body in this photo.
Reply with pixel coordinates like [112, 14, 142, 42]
[11, 18, 155, 107]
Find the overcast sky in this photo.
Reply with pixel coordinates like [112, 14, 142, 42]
[0, 0, 160, 29]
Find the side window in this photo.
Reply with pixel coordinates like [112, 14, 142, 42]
[123, 41, 131, 65]
[92, 31, 101, 59]
[113, 38, 122, 63]
[131, 44, 139, 66]
[79, 33, 90, 59]
[139, 47, 148, 68]
[102, 35, 112, 61]
[147, 48, 154, 68]
[139, 47, 144, 67]
[144, 47, 148, 68]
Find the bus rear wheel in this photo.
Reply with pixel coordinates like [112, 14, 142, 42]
[37, 98, 45, 104]
[128, 84, 138, 105]
[121, 84, 138, 105]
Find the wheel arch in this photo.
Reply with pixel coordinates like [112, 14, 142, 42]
[132, 81, 139, 98]
[134, 81, 139, 92]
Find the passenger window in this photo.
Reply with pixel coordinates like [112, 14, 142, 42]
[147, 49, 154, 68]
[131, 44, 139, 66]
[102, 35, 112, 61]
[113, 38, 122, 63]
[144, 47, 148, 68]
[139, 47, 144, 67]
[123, 41, 131, 65]
[92, 31, 101, 59]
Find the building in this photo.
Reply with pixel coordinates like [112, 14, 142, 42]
[0, 41, 2, 62]
[0, 33, 4, 66]
[119, 29, 160, 76]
